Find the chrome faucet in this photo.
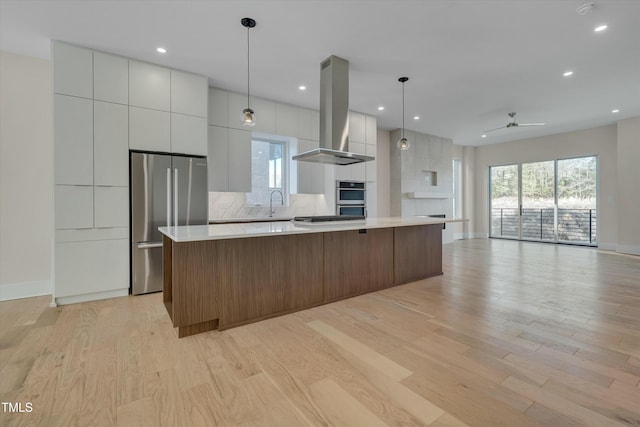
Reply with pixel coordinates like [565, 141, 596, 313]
[269, 190, 284, 217]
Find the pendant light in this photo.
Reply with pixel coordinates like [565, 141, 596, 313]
[241, 17, 256, 127]
[397, 77, 410, 150]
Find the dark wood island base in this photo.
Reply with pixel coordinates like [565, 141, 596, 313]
[163, 224, 443, 337]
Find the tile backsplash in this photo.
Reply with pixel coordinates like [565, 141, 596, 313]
[209, 192, 331, 219]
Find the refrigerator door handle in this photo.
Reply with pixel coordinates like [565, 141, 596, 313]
[137, 241, 163, 249]
[166, 168, 171, 228]
[174, 167, 179, 227]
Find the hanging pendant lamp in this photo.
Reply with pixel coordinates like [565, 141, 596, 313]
[241, 17, 256, 127]
[397, 77, 410, 150]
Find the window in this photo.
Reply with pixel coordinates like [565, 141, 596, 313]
[245, 137, 289, 207]
[453, 159, 462, 219]
[489, 156, 598, 245]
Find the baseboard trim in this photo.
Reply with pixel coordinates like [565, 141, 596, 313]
[55, 288, 129, 305]
[616, 245, 640, 256]
[0, 279, 52, 301]
[598, 242, 617, 251]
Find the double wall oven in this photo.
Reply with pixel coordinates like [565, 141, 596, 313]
[336, 180, 367, 216]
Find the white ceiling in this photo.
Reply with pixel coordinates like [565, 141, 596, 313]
[2, 0, 639, 146]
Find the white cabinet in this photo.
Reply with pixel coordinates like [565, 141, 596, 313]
[171, 113, 207, 156]
[94, 101, 128, 186]
[55, 185, 93, 229]
[365, 144, 377, 182]
[349, 112, 366, 143]
[297, 108, 313, 140]
[171, 70, 207, 117]
[208, 126, 251, 192]
[365, 116, 377, 145]
[251, 97, 276, 134]
[366, 182, 378, 218]
[53, 42, 93, 98]
[208, 126, 229, 191]
[297, 139, 325, 194]
[93, 52, 128, 104]
[129, 60, 170, 111]
[228, 128, 252, 192]
[349, 141, 366, 155]
[311, 110, 320, 142]
[351, 162, 366, 182]
[276, 103, 298, 137]
[129, 106, 170, 152]
[94, 186, 128, 228]
[55, 239, 128, 298]
[227, 91, 247, 130]
[208, 87, 228, 127]
[54, 95, 93, 185]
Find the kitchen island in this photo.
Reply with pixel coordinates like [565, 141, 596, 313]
[160, 217, 457, 337]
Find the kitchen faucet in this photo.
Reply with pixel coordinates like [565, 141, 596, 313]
[269, 190, 284, 217]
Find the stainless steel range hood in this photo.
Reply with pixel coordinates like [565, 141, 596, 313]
[293, 55, 375, 166]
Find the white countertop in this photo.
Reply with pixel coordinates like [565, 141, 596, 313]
[160, 217, 464, 242]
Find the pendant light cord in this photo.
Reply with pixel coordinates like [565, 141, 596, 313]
[246, 25, 250, 109]
[402, 81, 405, 139]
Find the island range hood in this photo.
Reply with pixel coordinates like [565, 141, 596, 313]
[293, 55, 375, 166]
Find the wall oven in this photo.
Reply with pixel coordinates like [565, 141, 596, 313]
[336, 180, 366, 216]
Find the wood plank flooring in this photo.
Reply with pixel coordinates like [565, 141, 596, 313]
[1, 238, 639, 426]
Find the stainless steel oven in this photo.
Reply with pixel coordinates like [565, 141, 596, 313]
[336, 180, 366, 216]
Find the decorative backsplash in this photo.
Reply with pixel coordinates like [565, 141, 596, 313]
[209, 192, 331, 219]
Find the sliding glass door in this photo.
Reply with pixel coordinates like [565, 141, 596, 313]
[490, 156, 597, 246]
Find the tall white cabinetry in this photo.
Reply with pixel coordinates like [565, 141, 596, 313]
[53, 42, 208, 305]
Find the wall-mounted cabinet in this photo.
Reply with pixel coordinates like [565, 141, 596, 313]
[208, 88, 228, 127]
[208, 125, 251, 192]
[129, 60, 171, 111]
[171, 70, 207, 117]
[129, 106, 171, 152]
[94, 101, 128, 186]
[296, 139, 324, 194]
[171, 113, 207, 156]
[93, 51, 128, 104]
[54, 94, 93, 185]
[349, 112, 366, 144]
[52, 42, 93, 98]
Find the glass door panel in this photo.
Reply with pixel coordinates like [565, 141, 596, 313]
[557, 156, 597, 245]
[521, 161, 556, 241]
[490, 165, 519, 238]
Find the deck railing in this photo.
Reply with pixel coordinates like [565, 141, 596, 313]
[491, 207, 597, 245]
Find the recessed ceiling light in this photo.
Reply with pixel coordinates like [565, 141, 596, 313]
[612, 109, 620, 113]
[481, 134, 487, 138]
[563, 71, 574, 77]
[413, 116, 420, 120]
[156, 47, 167, 54]
[298, 85, 306, 91]
[594, 24, 608, 32]
[378, 106, 384, 111]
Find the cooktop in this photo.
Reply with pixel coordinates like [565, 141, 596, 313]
[293, 215, 366, 223]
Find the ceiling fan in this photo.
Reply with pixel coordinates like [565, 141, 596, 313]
[483, 112, 545, 134]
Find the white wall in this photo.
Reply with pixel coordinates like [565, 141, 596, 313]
[473, 125, 619, 248]
[616, 116, 640, 254]
[0, 51, 53, 300]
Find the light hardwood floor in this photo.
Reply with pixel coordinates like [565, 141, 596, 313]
[1, 239, 639, 426]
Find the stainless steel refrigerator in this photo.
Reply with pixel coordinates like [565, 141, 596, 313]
[130, 151, 208, 295]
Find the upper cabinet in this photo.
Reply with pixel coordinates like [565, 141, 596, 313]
[54, 94, 93, 185]
[349, 112, 366, 143]
[53, 42, 93, 98]
[171, 70, 207, 117]
[208, 88, 228, 127]
[129, 60, 171, 111]
[172, 114, 207, 156]
[276, 103, 298, 137]
[94, 51, 128, 104]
